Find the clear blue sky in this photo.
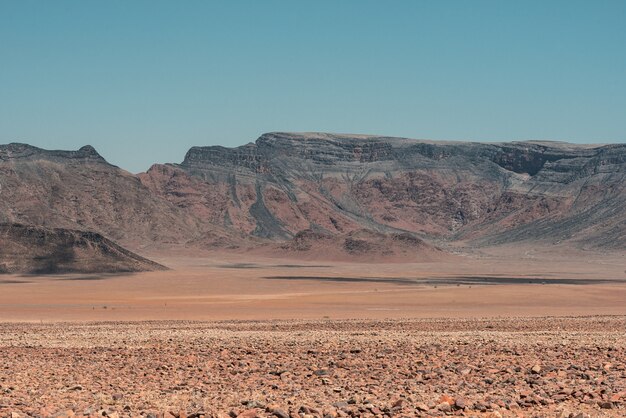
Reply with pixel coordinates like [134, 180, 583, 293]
[1, 1, 625, 172]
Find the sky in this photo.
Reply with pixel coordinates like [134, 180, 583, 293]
[1, 1, 625, 172]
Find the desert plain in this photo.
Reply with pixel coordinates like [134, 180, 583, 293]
[2, 3, 626, 415]
[1, 247, 625, 418]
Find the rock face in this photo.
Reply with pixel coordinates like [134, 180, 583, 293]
[1, 133, 624, 256]
[145, 132, 626, 251]
[0, 223, 166, 274]
[0, 143, 106, 164]
[0, 143, 208, 248]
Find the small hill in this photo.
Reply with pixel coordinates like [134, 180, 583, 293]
[0, 223, 167, 274]
[274, 228, 446, 262]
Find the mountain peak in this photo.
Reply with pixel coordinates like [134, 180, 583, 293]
[76, 145, 106, 160]
[0, 143, 108, 164]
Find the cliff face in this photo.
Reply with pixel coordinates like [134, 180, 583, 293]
[179, 132, 615, 179]
[0, 143, 107, 164]
[1, 133, 624, 255]
[149, 133, 625, 249]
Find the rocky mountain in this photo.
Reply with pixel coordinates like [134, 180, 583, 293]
[0, 223, 166, 274]
[142, 132, 625, 251]
[1, 133, 624, 259]
[0, 143, 218, 249]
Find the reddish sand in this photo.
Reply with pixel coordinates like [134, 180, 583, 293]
[1, 249, 624, 322]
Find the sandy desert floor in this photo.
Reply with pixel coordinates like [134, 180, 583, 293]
[1, 249, 625, 417]
[0, 249, 625, 322]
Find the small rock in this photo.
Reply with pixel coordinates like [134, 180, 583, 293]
[237, 410, 259, 418]
[454, 397, 466, 409]
[531, 364, 542, 374]
[391, 399, 404, 409]
[241, 401, 264, 409]
[437, 402, 451, 412]
[508, 401, 520, 410]
[271, 409, 288, 418]
[415, 403, 429, 412]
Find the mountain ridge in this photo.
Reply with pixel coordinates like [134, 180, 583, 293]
[0, 223, 167, 274]
[0, 143, 108, 164]
[1, 132, 624, 258]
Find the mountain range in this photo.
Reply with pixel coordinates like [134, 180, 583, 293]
[1, 132, 624, 272]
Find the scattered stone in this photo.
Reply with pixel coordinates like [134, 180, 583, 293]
[236, 409, 258, 418]
[416, 403, 429, 411]
[270, 409, 288, 418]
[454, 397, 466, 409]
[0, 318, 623, 418]
[598, 401, 614, 409]
[437, 401, 451, 412]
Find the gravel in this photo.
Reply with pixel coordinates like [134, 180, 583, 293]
[0, 316, 624, 417]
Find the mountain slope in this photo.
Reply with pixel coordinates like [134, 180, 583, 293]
[0, 143, 209, 249]
[142, 132, 625, 250]
[1, 133, 624, 257]
[0, 223, 166, 274]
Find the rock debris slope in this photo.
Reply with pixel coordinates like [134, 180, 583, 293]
[0, 223, 167, 274]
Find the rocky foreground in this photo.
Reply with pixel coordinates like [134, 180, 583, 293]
[1, 317, 624, 418]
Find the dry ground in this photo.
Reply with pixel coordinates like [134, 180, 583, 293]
[0, 249, 624, 322]
[0, 318, 625, 418]
[0, 250, 625, 417]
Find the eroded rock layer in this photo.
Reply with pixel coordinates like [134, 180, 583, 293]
[1, 132, 624, 256]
